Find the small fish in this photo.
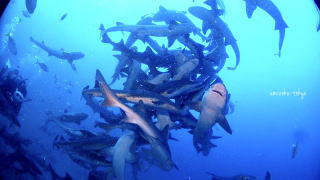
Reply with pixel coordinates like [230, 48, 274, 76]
[6, 34, 18, 55]
[35, 60, 49, 72]
[291, 142, 298, 159]
[25, 0, 37, 14]
[60, 13, 68, 21]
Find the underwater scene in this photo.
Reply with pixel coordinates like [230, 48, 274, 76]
[0, 0, 319, 179]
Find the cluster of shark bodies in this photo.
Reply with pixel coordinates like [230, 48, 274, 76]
[0, 0, 298, 179]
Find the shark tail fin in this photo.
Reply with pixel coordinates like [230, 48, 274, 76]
[95, 70, 120, 107]
[275, 20, 288, 30]
[217, 115, 232, 134]
[264, 171, 271, 180]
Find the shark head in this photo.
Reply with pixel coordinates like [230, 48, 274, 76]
[203, 82, 227, 110]
[188, 6, 209, 21]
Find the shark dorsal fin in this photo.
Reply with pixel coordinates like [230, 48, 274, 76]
[116, 22, 124, 26]
[159, 5, 167, 12]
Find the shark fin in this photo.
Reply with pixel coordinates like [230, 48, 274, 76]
[275, 20, 288, 30]
[245, 1, 257, 18]
[159, 5, 166, 12]
[168, 133, 178, 141]
[69, 62, 77, 71]
[217, 115, 232, 134]
[95, 70, 119, 107]
[167, 35, 178, 47]
[116, 21, 124, 26]
[209, 142, 217, 148]
[211, 135, 222, 139]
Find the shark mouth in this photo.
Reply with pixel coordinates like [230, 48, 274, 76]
[211, 89, 223, 97]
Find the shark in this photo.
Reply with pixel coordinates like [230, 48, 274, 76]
[95, 69, 177, 171]
[244, 0, 288, 57]
[29, 37, 85, 71]
[208, 171, 271, 180]
[188, 6, 240, 70]
[100, 21, 194, 47]
[153, 5, 207, 41]
[193, 79, 232, 155]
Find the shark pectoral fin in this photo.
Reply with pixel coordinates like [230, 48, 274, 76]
[167, 35, 178, 47]
[211, 135, 222, 139]
[70, 63, 77, 71]
[209, 142, 217, 148]
[168, 133, 178, 141]
[217, 115, 232, 134]
[173, 162, 179, 170]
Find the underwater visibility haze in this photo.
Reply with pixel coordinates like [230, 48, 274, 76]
[0, 0, 320, 180]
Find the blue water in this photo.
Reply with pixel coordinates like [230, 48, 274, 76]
[0, 0, 319, 179]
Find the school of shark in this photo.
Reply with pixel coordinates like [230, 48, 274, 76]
[0, 0, 319, 179]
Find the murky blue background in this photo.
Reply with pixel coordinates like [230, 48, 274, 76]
[0, 0, 319, 179]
